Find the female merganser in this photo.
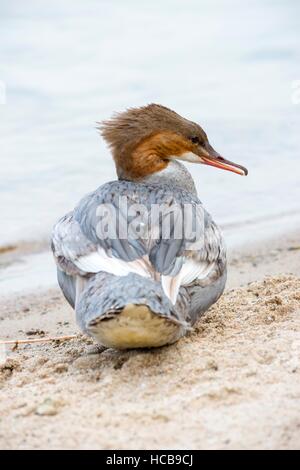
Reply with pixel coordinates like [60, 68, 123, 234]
[51, 104, 247, 349]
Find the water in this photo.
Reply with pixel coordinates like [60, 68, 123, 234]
[0, 0, 300, 249]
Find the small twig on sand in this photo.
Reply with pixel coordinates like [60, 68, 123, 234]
[0, 335, 77, 350]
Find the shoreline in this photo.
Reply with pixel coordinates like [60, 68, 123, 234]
[1, 224, 300, 334]
[0, 226, 300, 449]
[1, 223, 300, 340]
[1, 218, 300, 299]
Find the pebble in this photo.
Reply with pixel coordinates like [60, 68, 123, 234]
[35, 398, 62, 416]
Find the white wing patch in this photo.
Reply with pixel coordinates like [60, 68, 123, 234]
[161, 275, 181, 305]
[161, 258, 215, 304]
[73, 249, 214, 306]
[180, 258, 215, 285]
[74, 248, 154, 279]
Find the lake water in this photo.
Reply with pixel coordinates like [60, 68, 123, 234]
[1, 0, 300, 251]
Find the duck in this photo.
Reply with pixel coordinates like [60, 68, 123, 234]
[51, 104, 248, 349]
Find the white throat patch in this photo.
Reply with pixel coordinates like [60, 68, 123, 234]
[174, 152, 202, 163]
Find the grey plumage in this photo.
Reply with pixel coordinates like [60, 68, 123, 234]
[72, 176, 202, 272]
[52, 160, 226, 349]
[57, 270, 76, 308]
[50, 102, 247, 348]
[76, 272, 189, 330]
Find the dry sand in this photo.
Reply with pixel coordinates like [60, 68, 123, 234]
[0, 231, 300, 450]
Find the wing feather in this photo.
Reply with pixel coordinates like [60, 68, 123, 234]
[52, 180, 225, 305]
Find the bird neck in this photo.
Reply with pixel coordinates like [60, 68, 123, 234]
[119, 160, 198, 195]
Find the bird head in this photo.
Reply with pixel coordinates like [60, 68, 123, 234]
[99, 104, 248, 179]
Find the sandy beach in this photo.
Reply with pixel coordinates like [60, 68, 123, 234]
[0, 228, 300, 450]
[1, 0, 300, 454]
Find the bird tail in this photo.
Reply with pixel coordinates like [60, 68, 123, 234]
[75, 272, 191, 349]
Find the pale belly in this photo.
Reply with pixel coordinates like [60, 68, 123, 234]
[87, 303, 186, 349]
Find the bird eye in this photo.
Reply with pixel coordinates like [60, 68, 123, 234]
[190, 136, 201, 145]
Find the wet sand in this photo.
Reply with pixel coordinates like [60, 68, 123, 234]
[0, 230, 300, 449]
